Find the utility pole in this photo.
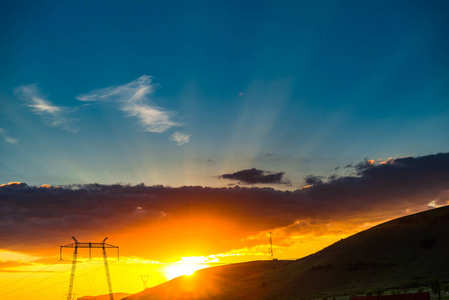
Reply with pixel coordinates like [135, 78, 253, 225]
[60, 237, 119, 300]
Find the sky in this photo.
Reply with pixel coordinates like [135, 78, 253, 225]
[0, 0, 449, 299]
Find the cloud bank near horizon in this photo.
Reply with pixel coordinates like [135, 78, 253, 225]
[1, 153, 448, 258]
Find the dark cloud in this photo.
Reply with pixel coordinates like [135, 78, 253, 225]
[1, 153, 449, 258]
[327, 175, 338, 181]
[354, 158, 375, 174]
[304, 175, 324, 185]
[220, 168, 288, 185]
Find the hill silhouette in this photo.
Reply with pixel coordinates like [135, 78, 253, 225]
[122, 206, 449, 299]
[77, 293, 130, 300]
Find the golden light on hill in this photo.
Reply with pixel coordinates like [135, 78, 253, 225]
[164, 262, 209, 280]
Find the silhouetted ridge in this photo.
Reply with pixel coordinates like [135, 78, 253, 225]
[124, 206, 449, 300]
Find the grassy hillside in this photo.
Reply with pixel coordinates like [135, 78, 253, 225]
[124, 206, 449, 300]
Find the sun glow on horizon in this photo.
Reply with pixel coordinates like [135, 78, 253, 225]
[164, 263, 209, 280]
[164, 256, 213, 280]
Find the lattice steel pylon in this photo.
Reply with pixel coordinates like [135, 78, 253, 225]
[141, 274, 149, 290]
[269, 232, 274, 260]
[60, 237, 119, 300]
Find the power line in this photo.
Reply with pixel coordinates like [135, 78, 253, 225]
[0, 264, 72, 297]
[3, 264, 105, 300]
[0, 259, 61, 289]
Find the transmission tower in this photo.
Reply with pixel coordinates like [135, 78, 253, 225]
[60, 237, 119, 300]
[141, 274, 149, 290]
[63, 292, 77, 299]
[269, 232, 274, 260]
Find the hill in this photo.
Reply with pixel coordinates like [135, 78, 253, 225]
[77, 292, 130, 300]
[124, 206, 449, 299]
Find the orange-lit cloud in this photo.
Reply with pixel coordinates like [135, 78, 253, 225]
[0, 182, 23, 187]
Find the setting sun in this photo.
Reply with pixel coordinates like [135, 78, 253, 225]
[163, 256, 212, 280]
[164, 263, 208, 280]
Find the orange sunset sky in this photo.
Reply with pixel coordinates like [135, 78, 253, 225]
[2, 153, 449, 300]
[1, 0, 449, 299]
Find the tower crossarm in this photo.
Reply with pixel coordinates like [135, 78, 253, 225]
[61, 243, 118, 248]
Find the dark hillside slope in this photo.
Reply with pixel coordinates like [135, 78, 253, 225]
[124, 260, 291, 300]
[250, 205, 449, 299]
[77, 293, 130, 299]
[125, 206, 449, 300]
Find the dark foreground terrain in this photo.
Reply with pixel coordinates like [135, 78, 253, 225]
[96, 206, 449, 299]
[78, 293, 130, 300]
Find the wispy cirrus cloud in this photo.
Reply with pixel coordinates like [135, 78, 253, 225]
[76, 76, 185, 136]
[0, 127, 18, 144]
[14, 84, 75, 132]
[171, 131, 190, 145]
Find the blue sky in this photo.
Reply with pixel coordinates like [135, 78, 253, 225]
[1, 0, 448, 188]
